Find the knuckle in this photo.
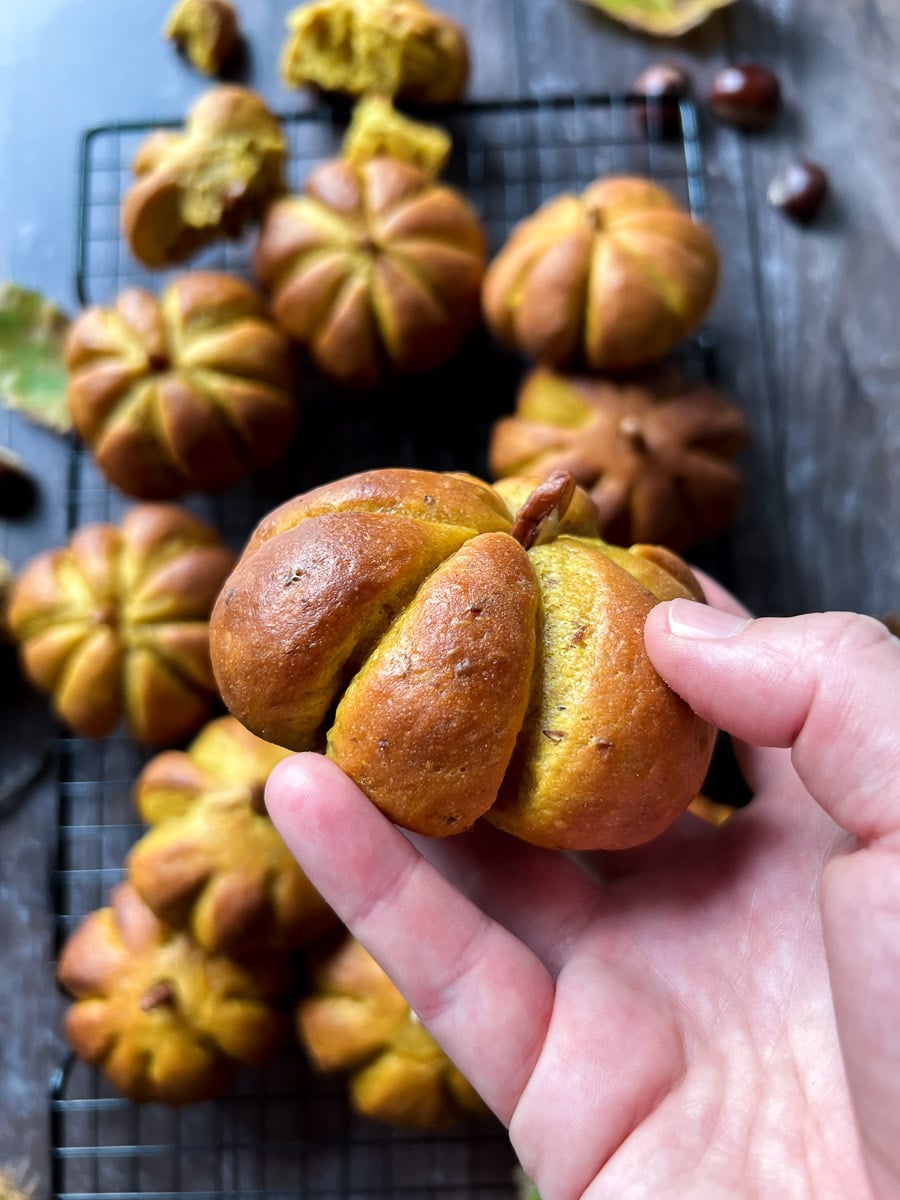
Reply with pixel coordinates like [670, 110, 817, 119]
[815, 611, 896, 662]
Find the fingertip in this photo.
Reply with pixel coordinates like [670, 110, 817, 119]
[644, 596, 684, 646]
[265, 752, 371, 865]
[266, 750, 344, 808]
[643, 598, 670, 642]
[644, 599, 752, 687]
[265, 751, 318, 821]
[664, 598, 751, 640]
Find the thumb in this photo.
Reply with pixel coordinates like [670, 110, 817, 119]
[644, 601, 900, 842]
[646, 600, 900, 1199]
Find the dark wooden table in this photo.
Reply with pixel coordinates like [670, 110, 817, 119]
[1, 0, 897, 1192]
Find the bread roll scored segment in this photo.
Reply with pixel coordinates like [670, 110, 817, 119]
[328, 532, 538, 836]
[211, 512, 481, 750]
[209, 468, 715, 850]
[488, 539, 711, 850]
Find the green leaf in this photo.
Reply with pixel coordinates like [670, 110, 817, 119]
[576, 0, 736, 36]
[0, 283, 71, 433]
[513, 1165, 542, 1200]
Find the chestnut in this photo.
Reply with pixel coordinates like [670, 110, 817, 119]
[708, 64, 781, 131]
[633, 63, 691, 139]
[767, 160, 828, 222]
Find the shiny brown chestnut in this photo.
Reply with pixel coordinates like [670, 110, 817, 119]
[709, 64, 781, 131]
[633, 63, 691, 138]
[767, 160, 828, 222]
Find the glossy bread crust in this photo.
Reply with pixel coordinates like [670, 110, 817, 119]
[210, 468, 715, 850]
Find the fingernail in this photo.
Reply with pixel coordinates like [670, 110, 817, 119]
[666, 598, 750, 640]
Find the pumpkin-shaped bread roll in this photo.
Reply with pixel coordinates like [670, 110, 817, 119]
[210, 467, 715, 851]
[128, 716, 337, 954]
[297, 936, 487, 1128]
[490, 366, 749, 550]
[254, 156, 486, 389]
[8, 504, 234, 744]
[57, 883, 290, 1105]
[122, 86, 285, 268]
[483, 176, 719, 371]
[66, 273, 298, 500]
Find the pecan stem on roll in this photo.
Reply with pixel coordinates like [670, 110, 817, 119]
[509, 470, 578, 550]
[140, 980, 176, 1012]
[248, 781, 268, 816]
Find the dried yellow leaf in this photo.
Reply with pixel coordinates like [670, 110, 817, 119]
[0, 1162, 37, 1200]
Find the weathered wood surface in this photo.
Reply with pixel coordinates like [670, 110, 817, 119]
[1, 0, 897, 1189]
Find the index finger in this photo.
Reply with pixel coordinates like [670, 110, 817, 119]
[265, 752, 555, 1124]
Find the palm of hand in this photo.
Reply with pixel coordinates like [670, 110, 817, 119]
[407, 754, 864, 1200]
[267, 607, 900, 1200]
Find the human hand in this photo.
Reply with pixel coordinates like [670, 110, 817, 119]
[265, 586, 900, 1200]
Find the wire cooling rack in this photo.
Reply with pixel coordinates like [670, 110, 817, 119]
[51, 93, 713, 1200]
[75, 93, 708, 305]
[68, 92, 713, 541]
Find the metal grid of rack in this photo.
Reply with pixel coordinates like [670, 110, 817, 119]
[51, 93, 710, 1199]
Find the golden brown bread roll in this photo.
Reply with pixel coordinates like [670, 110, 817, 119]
[297, 935, 487, 1127]
[57, 883, 290, 1105]
[8, 504, 234, 743]
[127, 715, 337, 953]
[209, 467, 716, 850]
[164, 0, 241, 76]
[65, 273, 298, 500]
[122, 86, 285, 268]
[489, 366, 749, 550]
[254, 156, 486, 389]
[483, 176, 719, 372]
[280, 0, 469, 104]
